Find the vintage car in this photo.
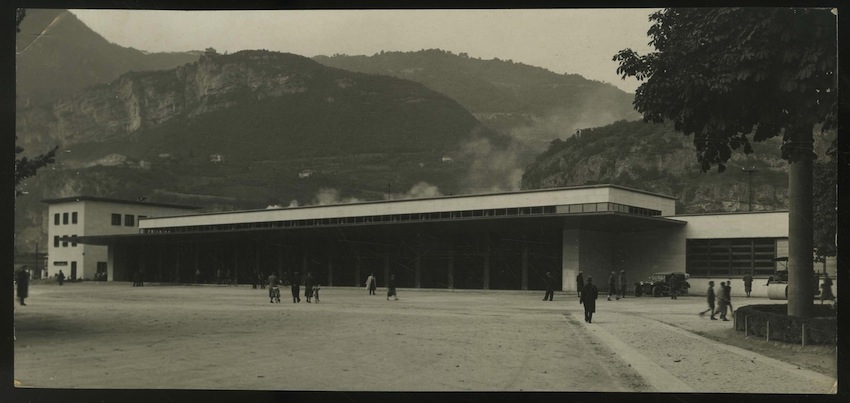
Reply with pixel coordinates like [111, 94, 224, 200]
[634, 272, 690, 297]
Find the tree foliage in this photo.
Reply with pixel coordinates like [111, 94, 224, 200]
[614, 8, 837, 172]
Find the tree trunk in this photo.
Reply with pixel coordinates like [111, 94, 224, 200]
[787, 131, 814, 318]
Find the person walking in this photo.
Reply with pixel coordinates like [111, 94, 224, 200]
[607, 271, 618, 301]
[304, 272, 315, 303]
[267, 272, 281, 303]
[820, 272, 835, 304]
[714, 281, 730, 321]
[725, 281, 733, 312]
[543, 272, 555, 301]
[387, 274, 398, 301]
[743, 273, 753, 298]
[669, 273, 680, 300]
[17, 267, 30, 306]
[259, 272, 266, 290]
[366, 273, 377, 295]
[57, 269, 65, 286]
[576, 271, 584, 300]
[618, 270, 627, 299]
[291, 271, 301, 303]
[580, 277, 599, 323]
[699, 281, 717, 320]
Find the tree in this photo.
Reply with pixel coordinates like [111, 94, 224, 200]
[15, 8, 59, 196]
[614, 8, 837, 318]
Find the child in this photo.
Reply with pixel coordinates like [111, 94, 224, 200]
[312, 284, 321, 303]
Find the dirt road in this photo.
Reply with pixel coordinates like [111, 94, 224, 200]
[13, 283, 836, 393]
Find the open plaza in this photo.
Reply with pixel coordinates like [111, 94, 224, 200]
[13, 281, 836, 393]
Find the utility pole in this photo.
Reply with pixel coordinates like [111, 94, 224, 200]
[742, 167, 758, 211]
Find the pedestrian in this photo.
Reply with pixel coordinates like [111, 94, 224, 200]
[259, 272, 266, 289]
[267, 272, 281, 303]
[366, 272, 377, 295]
[618, 270, 627, 299]
[576, 271, 584, 300]
[313, 284, 321, 303]
[725, 281, 733, 311]
[669, 273, 680, 300]
[821, 272, 834, 304]
[252, 272, 259, 289]
[138, 269, 144, 287]
[580, 277, 598, 323]
[714, 281, 730, 321]
[17, 267, 30, 306]
[304, 272, 315, 303]
[743, 273, 753, 298]
[699, 281, 717, 320]
[195, 268, 201, 284]
[543, 272, 555, 301]
[291, 271, 301, 303]
[216, 268, 223, 285]
[133, 270, 141, 287]
[607, 271, 618, 301]
[387, 274, 398, 301]
[57, 269, 65, 286]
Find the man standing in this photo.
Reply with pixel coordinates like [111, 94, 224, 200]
[366, 273, 377, 295]
[607, 271, 618, 301]
[291, 271, 301, 303]
[580, 277, 598, 323]
[17, 267, 30, 306]
[543, 272, 555, 301]
[267, 272, 280, 303]
[387, 274, 398, 301]
[699, 281, 717, 320]
[743, 273, 753, 298]
[57, 269, 65, 286]
[714, 281, 730, 321]
[576, 271, 584, 300]
[618, 270, 627, 299]
[669, 273, 680, 300]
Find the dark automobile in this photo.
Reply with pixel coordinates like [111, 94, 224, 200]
[634, 272, 690, 297]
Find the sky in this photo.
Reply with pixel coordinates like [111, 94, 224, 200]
[69, 8, 658, 93]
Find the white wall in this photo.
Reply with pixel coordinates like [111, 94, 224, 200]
[671, 211, 788, 239]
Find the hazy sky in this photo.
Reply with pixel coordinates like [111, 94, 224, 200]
[69, 8, 658, 93]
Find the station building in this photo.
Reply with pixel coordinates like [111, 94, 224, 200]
[50, 184, 819, 298]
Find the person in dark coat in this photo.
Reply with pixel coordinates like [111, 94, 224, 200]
[543, 272, 555, 301]
[304, 272, 315, 303]
[17, 267, 30, 306]
[669, 274, 680, 300]
[580, 277, 598, 323]
[576, 271, 584, 300]
[699, 281, 717, 320]
[57, 270, 65, 286]
[743, 273, 753, 298]
[291, 271, 301, 303]
[387, 274, 398, 301]
[267, 272, 281, 303]
[607, 271, 618, 301]
[821, 272, 834, 303]
[366, 273, 377, 295]
[133, 270, 141, 287]
[618, 270, 627, 299]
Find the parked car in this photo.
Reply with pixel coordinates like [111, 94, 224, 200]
[634, 272, 690, 297]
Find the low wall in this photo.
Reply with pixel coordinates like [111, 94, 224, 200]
[734, 304, 837, 345]
[687, 277, 838, 299]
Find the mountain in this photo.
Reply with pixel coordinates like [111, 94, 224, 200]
[314, 49, 641, 152]
[14, 49, 513, 254]
[521, 119, 836, 213]
[16, 9, 201, 107]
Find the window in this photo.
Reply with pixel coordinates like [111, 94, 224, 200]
[71, 235, 77, 247]
[687, 238, 778, 277]
[63, 212, 69, 224]
[111, 214, 122, 225]
[62, 236, 69, 247]
[72, 212, 78, 224]
[125, 214, 135, 226]
[54, 236, 59, 247]
[54, 213, 60, 225]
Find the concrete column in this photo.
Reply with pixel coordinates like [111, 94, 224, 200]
[384, 256, 390, 287]
[562, 229, 580, 292]
[328, 257, 334, 286]
[788, 149, 814, 318]
[482, 234, 490, 290]
[447, 255, 454, 289]
[521, 241, 529, 290]
[157, 247, 163, 282]
[354, 262, 361, 287]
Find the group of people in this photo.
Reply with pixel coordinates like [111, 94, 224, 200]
[365, 272, 398, 300]
[699, 281, 733, 321]
[606, 270, 628, 301]
[264, 271, 321, 304]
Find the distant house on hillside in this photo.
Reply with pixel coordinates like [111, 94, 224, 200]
[138, 160, 152, 170]
[299, 169, 314, 179]
[441, 156, 454, 163]
[210, 154, 224, 163]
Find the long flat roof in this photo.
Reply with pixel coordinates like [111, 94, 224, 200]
[42, 196, 201, 210]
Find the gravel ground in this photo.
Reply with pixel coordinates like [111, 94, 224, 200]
[12, 282, 837, 394]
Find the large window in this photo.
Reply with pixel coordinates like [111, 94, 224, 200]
[124, 214, 135, 227]
[54, 214, 60, 225]
[687, 238, 778, 277]
[111, 213, 122, 226]
[72, 212, 78, 224]
[63, 212, 69, 224]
